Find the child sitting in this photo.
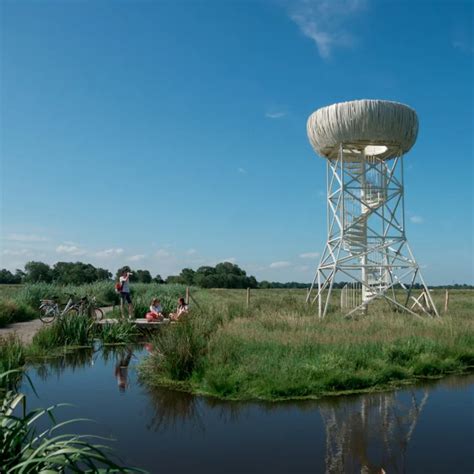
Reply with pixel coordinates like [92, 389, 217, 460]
[169, 297, 189, 321]
[146, 298, 164, 322]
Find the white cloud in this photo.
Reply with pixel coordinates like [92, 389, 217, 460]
[186, 248, 197, 255]
[409, 215, 424, 224]
[299, 252, 320, 259]
[56, 244, 87, 256]
[288, 0, 366, 58]
[269, 261, 291, 269]
[155, 249, 171, 258]
[265, 111, 286, 119]
[296, 265, 311, 272]
[237, 167, 247, 174]
[5, 233, 49, 242]
[2, 249, 30, 256]
[127, 254, 145, 262]
[95, 248, 124, 257]
[452, 40, 474, 53]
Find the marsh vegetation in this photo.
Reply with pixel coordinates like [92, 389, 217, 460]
[141, 288, 474, 400]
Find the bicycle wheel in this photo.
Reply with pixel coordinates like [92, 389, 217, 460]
[39, 306, 57, 324]
[93, 308, 104, 321]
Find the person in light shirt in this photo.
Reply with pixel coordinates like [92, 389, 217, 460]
[119, 270, 134, 319]
[146, 298, 164, 321]
[169, 297, 188, 321]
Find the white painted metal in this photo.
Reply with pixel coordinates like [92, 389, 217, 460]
[306, 100, 438, 318]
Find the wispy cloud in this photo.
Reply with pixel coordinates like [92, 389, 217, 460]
[269, 261, 291, 269]
[296, 265, 311, 272]
[128, 254, 145, 262]
[265, 111, 286, 119]
[56, 244, 87, 256]
[288, 0, 366, 58]
[452, 40, 474, 54]
[237, 167, 247, 174]
[186, 248, 197, 255]
[95, 248, 124, 257]
[2, 249, 30, 256]
[155, 249, 171, 258]
[299, 252, 320, 259]
[409, 215, 424, 224]
[6, 233, 49, 242]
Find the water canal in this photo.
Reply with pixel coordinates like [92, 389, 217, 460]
[22, 345, 473, 473]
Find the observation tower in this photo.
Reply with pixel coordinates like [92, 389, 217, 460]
[306, 99, 438, 318]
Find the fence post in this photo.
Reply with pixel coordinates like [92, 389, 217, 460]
[246, 287, 250, 308]
[185, 287, 190, 305]
[444, 289, 449, 313]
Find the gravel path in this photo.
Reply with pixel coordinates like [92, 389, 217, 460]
[0, 306, 115, 345]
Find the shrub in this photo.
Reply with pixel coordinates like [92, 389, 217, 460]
[0, 299, 37, 327]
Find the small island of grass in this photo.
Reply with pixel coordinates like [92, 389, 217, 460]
[140, 288, 474, 401]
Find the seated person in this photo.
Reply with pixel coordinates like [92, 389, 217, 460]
[169, 297, 189, 321]
[146, 298, 164, 322]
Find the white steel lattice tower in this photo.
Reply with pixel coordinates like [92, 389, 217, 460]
[306, 100, 439, 318]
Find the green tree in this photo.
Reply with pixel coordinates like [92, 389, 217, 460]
[0, 269, 21, 284]
[24, 261, 53, 283]
[179, 268, 196, 285]
[52, 262, 112, 285]
[134, 269, 152, 283]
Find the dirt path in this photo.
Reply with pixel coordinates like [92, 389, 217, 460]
[0, 306, 115, 345]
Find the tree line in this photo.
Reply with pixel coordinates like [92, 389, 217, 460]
[1, 261, 472, 289]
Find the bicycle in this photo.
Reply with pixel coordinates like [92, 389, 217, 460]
[39, 294, 79, 324]
[76, 296, 104, 321]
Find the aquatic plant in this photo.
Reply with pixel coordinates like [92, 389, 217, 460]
[0, 370, 142, 472]
[32, 312, 94, 350]
[98, 321, 140, 344]
[0, 336, 26, 389]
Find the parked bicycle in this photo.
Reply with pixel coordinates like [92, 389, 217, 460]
[77, 296, 104, 321]
[39, 295, 104, 323]
[39, 294, 79, 324]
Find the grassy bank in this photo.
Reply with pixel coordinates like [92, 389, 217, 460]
[0, 313, 141, 379]
[140, 289, 474, 401]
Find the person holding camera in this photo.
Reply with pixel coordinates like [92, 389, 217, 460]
[119, 269, 134, 319]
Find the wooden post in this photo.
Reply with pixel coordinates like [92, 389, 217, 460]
[444, 289, 449, 313]
[246, 287, 250, 308]
[185, 287, 190, 305]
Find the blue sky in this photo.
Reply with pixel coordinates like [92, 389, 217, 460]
[1, 0, 472, 284]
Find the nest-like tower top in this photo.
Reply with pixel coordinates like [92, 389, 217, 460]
[307, 99, 418, 160]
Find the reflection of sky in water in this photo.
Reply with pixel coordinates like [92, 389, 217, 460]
[22, 347, 474, 474]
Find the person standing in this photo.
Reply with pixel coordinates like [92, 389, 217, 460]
[119, 269, 134, 319]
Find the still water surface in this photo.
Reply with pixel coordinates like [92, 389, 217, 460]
[23, 345, 473, 474]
